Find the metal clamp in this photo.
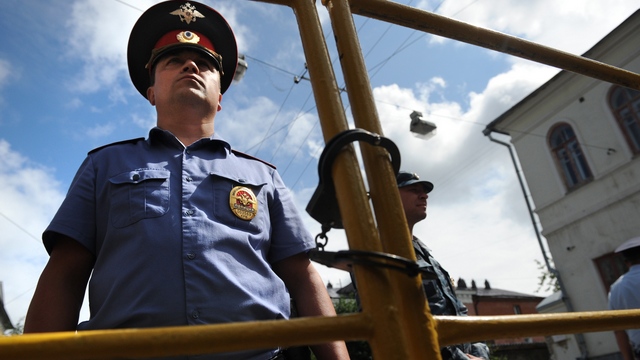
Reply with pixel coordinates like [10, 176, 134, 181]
[309, 249, 437, 279]
[305, 129, 426, 279]
[305, 128, 401, 229]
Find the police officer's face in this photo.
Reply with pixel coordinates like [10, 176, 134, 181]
[147, 49, 222, 111]
[399, 183, 428, 226]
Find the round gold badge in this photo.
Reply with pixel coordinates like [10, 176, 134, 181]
[229, 186, 258, 220]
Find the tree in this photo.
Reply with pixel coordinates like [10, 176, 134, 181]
[3, 319, 23, 336]
[535, 259, 561, 293]
[333, 298, 372, 360]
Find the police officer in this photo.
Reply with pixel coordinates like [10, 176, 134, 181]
[609, 237, 640, 360]
[397, 171, 489, 360]
[24, 2, 349, 359]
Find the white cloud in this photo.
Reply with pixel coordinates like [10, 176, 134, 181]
[0, 59, 10, 88]
[63, 0, 151, 95]
[417, 0, 638, 71]
[0, 140, 65, 326]
[0, 58, 15, 106]
[466, 62, 557, 124]
[65, 98, 83, 110]
[366, 61, 557, 295]
[219, 95, 322, 163]
[131, 109, 157, 130]
[85, 123, 116, 139]
[62, 0, 250, 99]
[2, 0, 637, 326]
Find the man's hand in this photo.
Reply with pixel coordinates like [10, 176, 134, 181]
[273, 252, 350, 359]
[466, 354, 485, 359]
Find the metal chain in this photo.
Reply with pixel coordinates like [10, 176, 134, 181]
[314, 223, 332, 251]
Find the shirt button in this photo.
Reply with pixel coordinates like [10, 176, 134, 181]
[185, 209, 194, 216]
[132, 173, 140, 181]
[191, 310, 199, 319]
[186, 176, 193, 182]
[187, 253, 196, 260]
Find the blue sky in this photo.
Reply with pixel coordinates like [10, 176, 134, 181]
[0, 0, 638, 327]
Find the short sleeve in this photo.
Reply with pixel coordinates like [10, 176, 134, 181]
[267, 170, 314, 263]
[43, 156, 97, 255]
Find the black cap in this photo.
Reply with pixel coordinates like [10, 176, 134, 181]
[127, 1, 238, 98]
[396, 171, 434, 193]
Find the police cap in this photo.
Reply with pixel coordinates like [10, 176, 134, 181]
[396, 171, 434, 193]
[127, 1, 238, 98]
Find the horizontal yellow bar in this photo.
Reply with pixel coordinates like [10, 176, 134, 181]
[4, 309, 640, 359]
[349, 0, 640, 90]
[1, 314, 372, 360]
[436, 309, 640, 346]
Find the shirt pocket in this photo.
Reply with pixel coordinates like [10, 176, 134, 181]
[210, 173, 267, 235]
[108, 169, 171, 228]
[417, 259, 445, 306]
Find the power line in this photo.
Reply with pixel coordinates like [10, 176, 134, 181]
[281, 119, 320, 176]
[0, 212, 40, 243]
[0, 212, 41, 307]
[251, 81, 297, 157]
[243, 54, 302, 79]
[109, 0, 616, 192]
[113, 0, 145, 12]
[269, 93, 317, 166]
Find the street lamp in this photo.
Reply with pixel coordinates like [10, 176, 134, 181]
[409, 110, 437, 140]
[234, 53, 248, 82]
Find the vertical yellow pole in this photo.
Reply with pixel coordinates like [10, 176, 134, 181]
[278, 0, 438, 358]
[321, 0, 442, 358]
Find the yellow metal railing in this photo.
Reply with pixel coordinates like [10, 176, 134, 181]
[3, 0, 639, 359]
[3, 310, 640, 359]
[349, 0, 640, 90]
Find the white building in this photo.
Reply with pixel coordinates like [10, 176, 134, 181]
[484, 10, 640, 360]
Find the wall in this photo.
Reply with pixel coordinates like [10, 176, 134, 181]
[486, 11, 640, 359]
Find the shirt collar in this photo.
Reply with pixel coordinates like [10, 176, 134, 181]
[148, 127, 231, 152]
[412, 236, 432, 253]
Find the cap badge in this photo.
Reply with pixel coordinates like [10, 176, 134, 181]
[229, 186, 258, 220]
[170, 2, 205, 24]
[176, 31, 200, 44]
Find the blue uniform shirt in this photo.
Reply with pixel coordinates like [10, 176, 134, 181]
[413, 237, 467, 316]
[44, 128, 314, 359]
[609, 264, 640, 353]
[413, 237, 490, 359]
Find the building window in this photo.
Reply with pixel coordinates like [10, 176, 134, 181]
[513, 304, 522, 314]
[548, 123, 593, 189]
[608, 86, 640, 154]
[593, 252, 627, 294]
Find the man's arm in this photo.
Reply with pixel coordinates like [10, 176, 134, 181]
[273, 252, 350, 360]
[614, 330, 635, 360]
[24, 235, 95, 333]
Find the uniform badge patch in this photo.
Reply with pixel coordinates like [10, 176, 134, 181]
[176, 31, 200, 44]
[229, 186, 258, 220]
[170, 2, 205, 24]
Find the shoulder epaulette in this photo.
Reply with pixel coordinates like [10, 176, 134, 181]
[231, 149, 276, 169]
[88, 137, 145, 154]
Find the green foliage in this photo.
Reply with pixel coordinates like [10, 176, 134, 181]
[535, 259, 560, 293]
[486, 344, 508, 360]
[3, 318, 23, 336]
[333, 298, 372, 360]
[333, 297, 359, 314]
